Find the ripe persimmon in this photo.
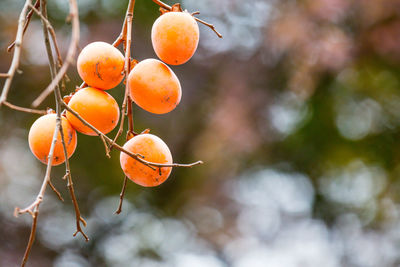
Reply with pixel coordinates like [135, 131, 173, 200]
[120, 134, 173, 187]
[77, 41, 125, 90]
[66, 87, 120, 136]
[28, 114, 77, 166]
[127, 58, 181, 114]
[152, 12, 199, 65]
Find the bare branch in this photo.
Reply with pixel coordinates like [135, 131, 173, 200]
[109, 0, 136, 149]
[40, 0, 88, 241]
[115, 176, 128, 214]
[27, 3, 64, 68]
[20, 210, 38, 267]
[61, 99, 203, 169]
[152, 0, 171, 11]
[48, 181, 64, 202]
[100, 134, 111, 158]
[2, 101, 47, 115]
[31, 0, 80, 107]
[194, 17, 222, 38]
[7, 0, 40, 52]
[16, 100, 60, 266]
[0, 0, 32, 107]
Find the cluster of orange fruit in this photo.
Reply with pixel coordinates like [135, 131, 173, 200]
[28, 11, 200, 187]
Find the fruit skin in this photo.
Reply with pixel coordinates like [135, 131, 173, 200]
[77, 41, 125, 90]
[120, 134, 173, 187]
[66, 87, 120, 136]
[28, 114, 77, 166]
[152, 11, 199, 65]
[128, 58, 182, 114]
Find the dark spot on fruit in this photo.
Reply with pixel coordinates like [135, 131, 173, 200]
[95, 62, 103, 80]
[67, 131, 73, 145]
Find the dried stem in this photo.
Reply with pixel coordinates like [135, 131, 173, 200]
[40, 0, 88, 241]
[151, 0, 222, 38]
[115, 176, 128, 214]
[15, 101, 59, 266]
[109, 95, 128, 148]
[61, 99, 203, 170]
[48, 181, 64, 202]
[20, 211, 38, 267]
[109, 0, 136, 148]
[7, 0, 40, 52]
[2, 101, 46, 115]
[14, 1, 82, 265]
[193, 17, 222, 38]
[127, 97, 134, 134]
[31, 0, 80, 107]
[28, 3, 64, 68]
[113, 0, 136, 214]
[0, 0, 32, 107]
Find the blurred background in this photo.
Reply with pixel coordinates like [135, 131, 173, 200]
[2, 0, 400, 266]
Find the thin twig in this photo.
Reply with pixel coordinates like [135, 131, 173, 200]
[7, 0, 40, 52]
[100, 134, 111, 158]
[61, 99, 203, 169]
[48, 181, 64, 202]
[0, 0, 32, 107]
[115, 176, 128, 214]
[152, 0, 170, 10]
[2, 101, 47, 115]
[115, 4, 134, 209]
[20, 211, 38, 267]
[193, 17, 222, 38]
[69, 182, 88, 240]
[16, 100, 60, 266]
[109, 0, 136, 149]
[31, 0, 80, 107]
[28, 3, 64, 68]
[40, 0, 88, 241]
[109, 95, 128, 149]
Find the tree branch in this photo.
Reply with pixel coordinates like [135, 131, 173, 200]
[7, 0, 40, 52]
[61, 98, 203, 170]
[115, 176, 128, 214]
[0, 0, 32, 107]
[31, 0, 80, 107]
[40, 0, 88, 241]
[2, 101, 47, 115]
[20, 210, 38, 267]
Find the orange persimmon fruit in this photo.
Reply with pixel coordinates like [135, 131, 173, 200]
[66, 87, 120, 136]
[77, 41, 125, 90]
[151, 11, 199, 65]
[28, 114, 77, 166]
[127, 58, 182, 114]
[120, 133, 173, 187]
